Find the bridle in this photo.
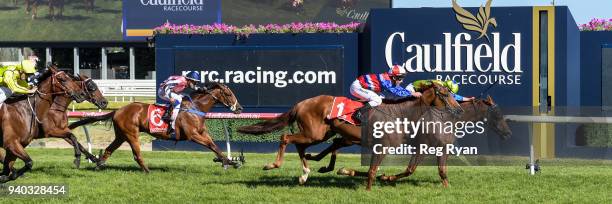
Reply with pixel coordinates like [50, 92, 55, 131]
[432, 84, 463, 116]
[470, 99, 501, 125]
[36, 71, 76, 96]
[202, 85, 239, 112]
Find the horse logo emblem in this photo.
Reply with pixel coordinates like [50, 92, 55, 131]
[452, 0, 497, 42]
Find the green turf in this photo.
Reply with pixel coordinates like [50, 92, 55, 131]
[0, 1, 122, 41]
[0, 148, 611, 203]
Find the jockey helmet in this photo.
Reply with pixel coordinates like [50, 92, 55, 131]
[444, 80, 459, 94]
[387, 65, 406, 77]
[20, 60, 37, 74]
[185, 71, 201, 82]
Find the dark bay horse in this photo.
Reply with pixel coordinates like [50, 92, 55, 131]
[237, 83, 463, 184]
[0, 74, 108, 168]
[68, 83, 243, 173]
[335, 96, 513, 190]
[0, 66, 87, 183]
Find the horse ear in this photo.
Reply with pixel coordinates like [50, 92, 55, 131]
[487, 95, 494, 104]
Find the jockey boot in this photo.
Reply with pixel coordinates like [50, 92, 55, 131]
[353, 103, 372, 123]
[162, 105, 172, 122]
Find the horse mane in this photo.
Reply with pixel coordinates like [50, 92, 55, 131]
[203, 82, 223, 90]
[35, 68, 53, 84]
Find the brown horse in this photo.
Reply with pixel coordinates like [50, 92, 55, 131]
[48, 0, 64, 20]
[0, 66, 87, 183]
[237, 83, 463, 184]
[334, 96, 513, 190]
[0, 74, 108, 167]
[25, 0, 39, 19]
[306, 96, 513, 172]
[68, 83, 243, 172]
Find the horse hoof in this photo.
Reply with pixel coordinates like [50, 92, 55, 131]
[318, 167, 332, 173]
[232, 162, 242, 169]
[337, 167, 351, 176]
[378, 174, 390, 182]
[0, 175, 10, 183]
[73, 158, 81, 169]
[262, 164, 276, 170]
[298, 176, 308, 185]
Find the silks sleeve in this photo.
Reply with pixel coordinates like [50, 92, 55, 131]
[381, 79, 412, 97]
[453, 93, 465, 101]
[3, 70, 31, 94]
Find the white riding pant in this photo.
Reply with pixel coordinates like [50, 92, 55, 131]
[0, 87, 13, 104]
[349, 80, 383, 107]
[157, 86, 183, 128]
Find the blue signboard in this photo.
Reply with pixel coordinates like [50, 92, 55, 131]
[363, 7, 533, 106]
[123, 0, 221, 41]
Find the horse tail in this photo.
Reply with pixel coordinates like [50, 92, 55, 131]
[68, 111, 116, 130]
[237, 107, 297, 135]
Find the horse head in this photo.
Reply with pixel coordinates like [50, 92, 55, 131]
[192, 82, 243, 114]
[40, 65, 87, 103]
[73, 74, 108, 109]
[420, 81, 464, 117]
[477, 95, 512, 140]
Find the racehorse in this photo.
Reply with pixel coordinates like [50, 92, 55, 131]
[237, 82, 463, 184]
[333, 96, 513, 190]
[0, 65, 87, 183]
[0, 74, 108, 168]
[48, 0, 64, 20]
[67, 83, 243, 173]
[305, 96, 513, 172]
[25, 0, 39, 19]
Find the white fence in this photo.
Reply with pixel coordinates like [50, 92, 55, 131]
[94, 79, 156, 101]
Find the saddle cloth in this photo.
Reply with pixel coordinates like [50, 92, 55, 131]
[326, 97, 363, 125]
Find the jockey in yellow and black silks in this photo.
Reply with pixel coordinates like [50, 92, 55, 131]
[0, 60, 39, 104]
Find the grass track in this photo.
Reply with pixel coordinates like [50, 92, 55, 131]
[0, 149, 611, 203]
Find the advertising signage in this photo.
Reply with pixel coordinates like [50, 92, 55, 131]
[123, 0, 221, 41]
[364, 5, 534, 106]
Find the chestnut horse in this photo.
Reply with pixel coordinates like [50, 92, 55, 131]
[305, 96, 513, 173]
[237, 83, 463, 184]
[333, 96, 513, 190]
[0, 74, 108, 168]
[68, 83, 243, 172]
[0, 66, 87, 183]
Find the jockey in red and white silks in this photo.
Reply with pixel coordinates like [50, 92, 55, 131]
[350, 65, 421, 120]
[157, 71, 201, 128]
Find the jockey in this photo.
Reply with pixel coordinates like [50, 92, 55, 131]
[158, 71, 201, 128]
[350, 65, 421, 120]
[0, 60, 39, 104]
[406, 80, 475, 102]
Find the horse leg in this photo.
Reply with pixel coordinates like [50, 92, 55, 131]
[0, 149, 4, 165]
[97, 136, 125, 170]
[124, 133, 148, 173]
[0, 143, 33, 182]
[68, 135, 82, 168]
[263, 133, 290, 170]
[380, 153, 424, 182]
[365, 153, 385, 191]
[296, 144, 311, 185]
[63, 137, 99, 163]
[32, 1, 37, 19]
[438, 154, 449, 187]
[1, 152, 16, 176]
[48, 2, 54, 20]
[305, 137, 351, 173]
[317, 149, 338, 173]
[191, 132, 231, 166]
